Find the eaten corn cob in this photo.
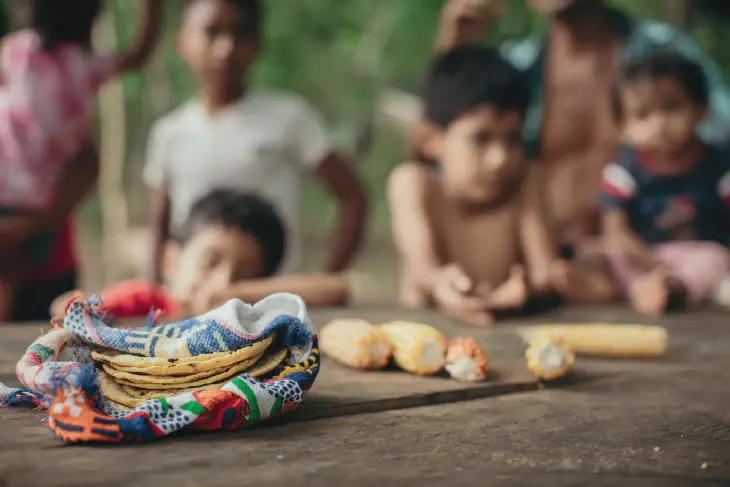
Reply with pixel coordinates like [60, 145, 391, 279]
[517, 324, 668, 358]
[445, 337, 488, 382]
[379, 321, 447, 375]
[525, 335, 574, 381]
[320, 319, 392, 370]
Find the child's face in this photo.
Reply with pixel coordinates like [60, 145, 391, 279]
[179, 0, 259, 91]
[164, 225, 264, 305]
[619, 76, 706, 158]
[439, 105, 525, 206]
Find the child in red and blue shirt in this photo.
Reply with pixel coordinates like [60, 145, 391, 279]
[600, 53, 730, 315]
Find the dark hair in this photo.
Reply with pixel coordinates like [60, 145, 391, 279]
[29, 0, 102, 50]
[185, 0, 263, 38]
[612, 52, 709, 120]
[177, 190, 286, 277]
[422, 46, 529, 128]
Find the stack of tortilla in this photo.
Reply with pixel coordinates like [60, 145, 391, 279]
[92, 334, 289, 408]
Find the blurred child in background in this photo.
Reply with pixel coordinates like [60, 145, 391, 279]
[51, 190, 349, 318]
[145, 0, 367, 283]
[0, 0, 162, 320]
[599, 54, 730, 315]
[388, 46, 569, 326]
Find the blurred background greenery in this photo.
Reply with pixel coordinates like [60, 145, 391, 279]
[5, 0, 730, 298]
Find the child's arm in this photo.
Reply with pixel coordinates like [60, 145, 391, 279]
[519, 163, 559, 292]
[315, 153, 368, 272]
[602, 209, 658, 271]
[211, 274, 350, 309]
[288, 97, 367, 272]
[387, 164, 491, 325]
[115, 0, 163, 73]
[435, 0, 503, 53]
[599, 163, 658, 271]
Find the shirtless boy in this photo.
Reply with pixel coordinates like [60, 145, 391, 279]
[389, 47, 559, 326]
[429, 0, 730, 302]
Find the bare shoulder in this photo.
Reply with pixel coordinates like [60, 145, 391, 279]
[387, 162, 437, 205]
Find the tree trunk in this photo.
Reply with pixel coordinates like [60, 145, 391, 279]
[94, 6, 129, 284]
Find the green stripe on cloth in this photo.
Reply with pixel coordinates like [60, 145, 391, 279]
[232, 377, 260, 424]
[270, 396, 283, 416]
[28, 344, 54, 362]
[158, 398, 169, 415]
[180, 400, 206, 416]
[213, 331, 228, 351]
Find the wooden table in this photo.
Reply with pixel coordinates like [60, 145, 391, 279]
[1, 305, 729, 487]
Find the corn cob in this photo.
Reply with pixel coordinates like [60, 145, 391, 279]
[445, 337, 488, 382]
[378, 321, 447, 375]
[320, 319, 392, 370]
[517, 324, 668, 358]
[525, 335, 574, 381]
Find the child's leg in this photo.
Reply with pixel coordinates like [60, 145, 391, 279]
[627, 267, 673, 316]
[656, 241, 730, 308]
[0, 279, 14, 321]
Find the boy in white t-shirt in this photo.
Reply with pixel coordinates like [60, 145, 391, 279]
[144, 0, 368, 281]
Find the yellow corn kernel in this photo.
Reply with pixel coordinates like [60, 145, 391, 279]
[378, 321, 447, 375]
[320, 319, 392, 370]
[518, 324, 668, 358]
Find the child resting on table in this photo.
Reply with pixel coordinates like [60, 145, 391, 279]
[51, 190, 349, 319]
[388, 46, 572, 326]
[0, 0, 162, 319]
[598, 53, 730, 315]
[144, 0, 367, 282]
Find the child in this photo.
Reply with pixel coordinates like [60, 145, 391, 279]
[144, 0, 367, 282]
[388, 46, 564, 326]
[0, 0, 162, 318]
[599, 53, 730, 315]
[51, 190, 350, 318]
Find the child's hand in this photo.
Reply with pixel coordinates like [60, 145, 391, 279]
[438, 0, 506, 50]
[432, 264, 493, 326]
[607, 232, 659, 273]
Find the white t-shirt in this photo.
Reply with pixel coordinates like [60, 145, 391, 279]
[143, 90, 330, 274]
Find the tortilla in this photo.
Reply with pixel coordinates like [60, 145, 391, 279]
[119, 348, 287, 399]
[102, 350, 263, 385]
[91, 335, 275, 375]
[120, 380, 229, 400]
[99, 372, 146, 408]
[108, 347, 289, 390]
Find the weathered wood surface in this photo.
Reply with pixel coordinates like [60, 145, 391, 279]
[1, 305, 730, 487]
[299, 309, 538, 420]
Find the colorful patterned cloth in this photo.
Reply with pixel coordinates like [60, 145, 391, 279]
[0, 292, 320, 443]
